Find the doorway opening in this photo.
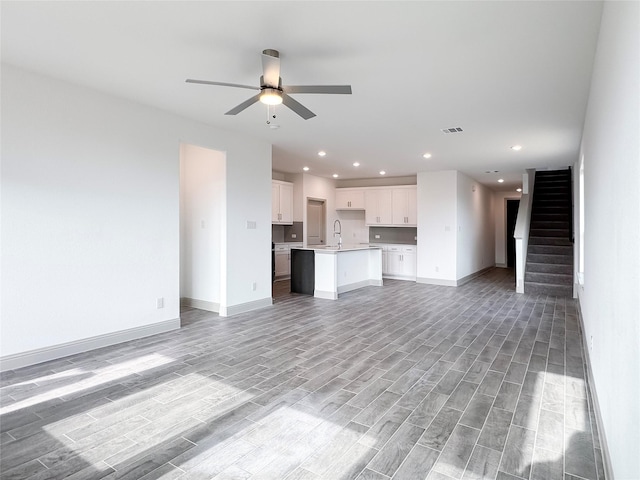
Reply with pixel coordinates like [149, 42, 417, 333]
[306, 199, 326, 246]
[179, 143, 225, 313]
[506, 199, 519, 268]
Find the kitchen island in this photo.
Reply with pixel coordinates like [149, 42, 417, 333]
[291, 245, 383, 300]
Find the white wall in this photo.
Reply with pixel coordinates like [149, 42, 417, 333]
[290, 173, 305, 223]
[494, 191, 522, 267]
[180, 143, 225, 309]
[576, 1, 640, 477]
[417, 171, 495, 285]
[456, 172, 495, 279]
[417, 171, 458, 284]
[1, 65, 272, 364]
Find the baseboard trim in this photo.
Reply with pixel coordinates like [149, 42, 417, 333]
[0, 318, 181, 372]
[314, 289, 338, 300]
[456, 266, 494, 286]
[495, 263, 508, 268]
[220, 297, 272, 317]
[417, 267, 494, 287]
[417, 277, 457, 287]
[180, 297, 219, 313]
[383, 275, 417, 281]
[337, 279, 383, 294]
[576, 300, 614, 480]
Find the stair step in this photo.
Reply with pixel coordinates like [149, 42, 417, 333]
[536, 171, 570, 179]
[533, 198, 569, 205]
[527, 253, 573, 264]
[528, 244, 573, 255]
[533, 207, 570, 215]
[524, 281, 573, 297]
[526, 262, 573, 275]
[525, 271, 573, 285]
[531, 213, 570, 222]
[535, 179, 570, 186]
[530, 228, 570, 237]
[531, 221, 569, 229]
[529, 236, 573, 246]
[533, 189, 569, 195]
[534, 199, 569, 206]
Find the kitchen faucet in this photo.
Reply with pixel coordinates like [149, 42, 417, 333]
[333, 219, 342, 248]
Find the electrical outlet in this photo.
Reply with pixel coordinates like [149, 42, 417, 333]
[435, 266, 439, 272]
[252, 282, 257, 291]
[156, 297, 164, 309]
[375, 234, 380, 239]
[590, 335, 594, 350]
[246, 220, 256, 229]
[291, 233, 297, 238]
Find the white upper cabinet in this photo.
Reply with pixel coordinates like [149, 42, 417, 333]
[336, 185, 417, 227]
[335, 189, 365, 210]
[392, 186, 417, 226]
[365, 189, 393, 225]
[272, 180, 293, 224]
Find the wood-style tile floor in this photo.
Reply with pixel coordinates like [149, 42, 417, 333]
[0, 269, 605, 479]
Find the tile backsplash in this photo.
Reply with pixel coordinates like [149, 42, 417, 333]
[369, 227, 417, 245]
[273, 222, 303, 243]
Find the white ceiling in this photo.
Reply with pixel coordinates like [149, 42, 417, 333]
[1, 1, 603, 191]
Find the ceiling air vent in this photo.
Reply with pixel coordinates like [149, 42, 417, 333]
[441, 127, 464, 134]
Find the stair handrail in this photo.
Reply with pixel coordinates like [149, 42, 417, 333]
[514, 169, 536, 293]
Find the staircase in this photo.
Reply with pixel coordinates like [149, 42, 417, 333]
[525, 169, 574, 297]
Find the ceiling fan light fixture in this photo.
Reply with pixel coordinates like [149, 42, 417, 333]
[260, 88, 283, 105]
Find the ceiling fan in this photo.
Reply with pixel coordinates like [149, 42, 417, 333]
[186, 49, 352, 120]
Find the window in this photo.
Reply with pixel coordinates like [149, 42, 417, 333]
[578, 156, 585, 283]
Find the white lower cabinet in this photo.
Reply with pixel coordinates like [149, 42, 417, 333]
[380, 245, 416, 280]
[274, 251, 289, 278]
[274, 243, 302, 279]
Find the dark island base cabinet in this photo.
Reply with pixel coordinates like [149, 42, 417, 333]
[290, 249, 315, 295]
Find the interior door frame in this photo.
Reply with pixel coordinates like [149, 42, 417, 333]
[306, 197, 326, 245]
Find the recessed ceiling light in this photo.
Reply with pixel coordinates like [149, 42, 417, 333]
[516, 188, 522, 192]
[511, 145, 523, 151]
[303, 166, 309, 171]
[423, 153, 432, 159]
[332, 173, 339, 178]
[318, 151, 327, 157]
[379, 170, 386, 175]
[353, 162, 360, 167]
[498, 178, 504, 183]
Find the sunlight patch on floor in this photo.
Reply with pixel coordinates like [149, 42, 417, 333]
[1, 353, 175, 415]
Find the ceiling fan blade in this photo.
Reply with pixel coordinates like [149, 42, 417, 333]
[225, 93, 262, 115]
[261, 49, 281, 88]
[186, 79, 259, 91]
[283, 85, 352, 95]
[282, 93, 316, 120]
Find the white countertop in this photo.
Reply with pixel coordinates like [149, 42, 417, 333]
[292, 244, 382, 253]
